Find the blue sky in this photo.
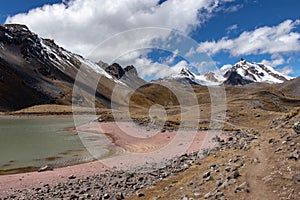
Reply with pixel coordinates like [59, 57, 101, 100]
[1, 0, 300, 79]
[191, 0, 300, 77]
[0, 0, 62, 23]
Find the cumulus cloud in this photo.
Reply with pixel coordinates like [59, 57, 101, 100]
[6, 0, 231, 62]
[261, 54, 285, 67]
[130, 57, 188, 80]
[6, 0, 239, 81]
[197, 19, 300, 56]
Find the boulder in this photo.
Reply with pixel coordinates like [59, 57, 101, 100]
[293, 122, 300, 134]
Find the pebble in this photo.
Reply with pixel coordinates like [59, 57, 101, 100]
[234, 182, 249, 193]
[68, 175, 76, 180]
[194, 192, 201, 198]
[229, 170, 240, 179]
[137, 192, 145, 197]
[202, 171, 211, 179]
[288, 150, 299, 160]
[103, 193, 110, 199]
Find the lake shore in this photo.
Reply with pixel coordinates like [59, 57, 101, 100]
[0, 160, 110, 197]
[0, 118, 224, 197]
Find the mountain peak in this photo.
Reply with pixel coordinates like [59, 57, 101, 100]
[224, 59, 292, 85]
[178, 67, 195, 78]
[124, 65, 138, 76]
[0, 24, 147, 111]
[3, 24, 29, 32]
[161, 59, 293, 86]
[162, 66, 224, 86]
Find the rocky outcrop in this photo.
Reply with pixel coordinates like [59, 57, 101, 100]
[124, 65, 138, 76]
[179, 67, 195, 78]
[105, 63, 125, 79]
[224, 70, 253, 85]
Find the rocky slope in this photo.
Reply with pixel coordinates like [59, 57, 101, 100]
[127, 108, 300, 200]
[0, 24, 145, 111]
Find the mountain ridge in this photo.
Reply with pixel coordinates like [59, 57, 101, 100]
[163, 58, 293, 86]
[0, 24, 144, 111]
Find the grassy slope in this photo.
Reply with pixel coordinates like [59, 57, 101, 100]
[125, 84, 300, 200]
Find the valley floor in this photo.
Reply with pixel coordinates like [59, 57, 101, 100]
[0, 105, 299, 199]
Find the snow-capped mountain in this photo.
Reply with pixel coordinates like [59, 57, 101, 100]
[166, 67, 225, 86]
[224, 59, 293, 85]
[164, 59, 293, 86]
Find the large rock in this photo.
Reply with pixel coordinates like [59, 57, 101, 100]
[293, 122, 300, 134]
[105, 63, 125, 79]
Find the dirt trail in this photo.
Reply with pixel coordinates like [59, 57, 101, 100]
[246, 143, 275, 200]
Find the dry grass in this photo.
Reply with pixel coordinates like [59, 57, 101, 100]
[124, 83, 300, 200]
[6, 104, 102, 115]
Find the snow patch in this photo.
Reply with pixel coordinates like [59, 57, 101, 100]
[220, 64, 232, 75]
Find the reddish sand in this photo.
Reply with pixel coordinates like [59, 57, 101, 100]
[0, 121, 224, 197]
[76, 122, 222, 169]
[0, 161, 109, 197]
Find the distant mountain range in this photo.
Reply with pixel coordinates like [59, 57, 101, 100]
[0, 24, 298, 111]
[162, 58, 293, 86]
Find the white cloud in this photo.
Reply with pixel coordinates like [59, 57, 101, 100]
[190, 61, 217, 74]
[197, 19, 300, 56]
[226, 24, 238, 34]
[185, 47, 197, 57]
[261, 53, 285, 67]
[221, 3, 243, 13]
[131, 57, 187, 80]
[164, 49, 179, 64]
[6, 0, 232, 63]
[278, 66, 294, 76]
